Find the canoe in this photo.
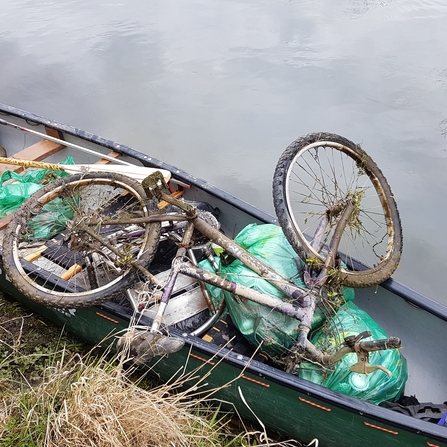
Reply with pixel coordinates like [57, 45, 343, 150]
[0, 103, 446, 447]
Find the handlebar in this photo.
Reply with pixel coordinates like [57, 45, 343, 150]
[328, 331, 401, 376]
[284, 330, 402, 376]
[358, 336, 401, 352]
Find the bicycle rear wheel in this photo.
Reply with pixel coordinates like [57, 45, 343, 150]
[273, 133, 402, 288]
[3, 172, 161, 308]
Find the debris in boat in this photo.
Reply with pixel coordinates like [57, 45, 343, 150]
[117, 329, 185, 364]
[299, 302, 407, 404]
[200, 222, 407, 404]
[380, 396, 447, 424]
[199, 223, 354, 357]
[0, 155, 74, 218]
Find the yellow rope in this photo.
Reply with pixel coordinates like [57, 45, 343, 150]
[0, 157, 66, 171]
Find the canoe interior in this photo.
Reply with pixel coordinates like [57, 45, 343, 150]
[356, 286, 447, 404]
[1, 104, 447, 447]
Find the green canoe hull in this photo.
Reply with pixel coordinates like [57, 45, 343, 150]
[0, 268, 445, 447]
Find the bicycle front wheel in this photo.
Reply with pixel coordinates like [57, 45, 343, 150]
[3, 172, 161, 308]
[273, 133, 402, 288]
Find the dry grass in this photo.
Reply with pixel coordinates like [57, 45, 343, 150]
[1, 348, 230, 447]
[0, 294, 304, 447]
[0, 347, 304, 447]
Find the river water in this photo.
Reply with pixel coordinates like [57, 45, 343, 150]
[1, 1, 447, 307]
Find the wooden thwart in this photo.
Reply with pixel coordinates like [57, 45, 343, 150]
[0, 140, 65, 174]
[158, 190, 184, 209]
[60, 264, 83, 281]
[24, 245, 48, 262]
[96, 151, 122, 164]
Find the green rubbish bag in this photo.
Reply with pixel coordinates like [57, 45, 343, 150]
[0, 156, 75, 219]
[299, 301, 408, 404]
[27, 197, 76, 241]
[199, 223, 355, 358]
[0, 182, 42, 218]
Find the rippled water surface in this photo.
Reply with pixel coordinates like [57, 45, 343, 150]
[1, 0, 447, 305]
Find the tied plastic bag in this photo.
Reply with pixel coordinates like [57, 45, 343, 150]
[299, 301, 408, 404]
[199, 223, 354, 358]
[0, 157, 74, 219]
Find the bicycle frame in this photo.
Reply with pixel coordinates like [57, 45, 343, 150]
[83, 173, 401, 370]
[128, 182, 384, 368]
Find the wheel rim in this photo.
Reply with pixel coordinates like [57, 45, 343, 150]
[284, 140, 396, 273]
[11, 177, 152, 298]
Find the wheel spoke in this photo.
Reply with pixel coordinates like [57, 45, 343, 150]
[273, 133, 402, 288]
[3, 173, 161, 308]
